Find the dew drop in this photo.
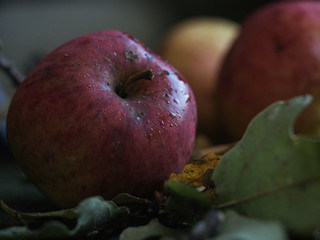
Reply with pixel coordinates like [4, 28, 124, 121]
[161, 70, 170, 75]
[160, 120, 166, 129]
[169, 112, 177, 119]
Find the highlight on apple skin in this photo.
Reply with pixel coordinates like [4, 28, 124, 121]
[6, 30, 197, 208]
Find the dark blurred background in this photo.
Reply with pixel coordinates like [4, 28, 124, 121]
[0, 0, 277, 156]
[0, 0, 277, 213]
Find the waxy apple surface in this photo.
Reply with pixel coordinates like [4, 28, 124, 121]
[6, 30, 197, 207]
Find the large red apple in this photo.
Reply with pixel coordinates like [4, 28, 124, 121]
[216, 1, 320, 141]
[159, 17, 239, 141]
[6, 30, 197, 207]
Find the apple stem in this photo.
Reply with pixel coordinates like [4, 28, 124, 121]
[117, 69, 154, 98]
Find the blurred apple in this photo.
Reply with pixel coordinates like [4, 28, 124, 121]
[159, 17, 239, 141]
[217, 1, 320, 141]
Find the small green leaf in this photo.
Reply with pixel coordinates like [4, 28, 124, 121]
[212, 95, 320, 237]
[119, 218, 182, 240]
[164, 179, 212, 223]
[0, 196, 127, 239]
[112, 193, 150, 206]
[214, 211, 288, 240]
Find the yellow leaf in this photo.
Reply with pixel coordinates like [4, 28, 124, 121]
[169, 152, 221, 187]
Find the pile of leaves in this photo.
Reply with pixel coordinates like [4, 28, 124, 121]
[0, 95, 320, 240]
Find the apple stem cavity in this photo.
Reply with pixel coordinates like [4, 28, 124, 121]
[117, 69, 154, 99]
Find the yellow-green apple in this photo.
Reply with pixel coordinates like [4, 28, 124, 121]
[217, 1, 320, 141]
[6, 30, 197, 208]
[159, 17, 239, 141]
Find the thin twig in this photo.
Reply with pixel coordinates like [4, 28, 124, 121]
[0, 54, 25, 87]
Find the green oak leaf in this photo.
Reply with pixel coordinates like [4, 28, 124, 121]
[0, 196, 127, 239]
[212, 95, 320, 237]
[214, 211, 288, 240]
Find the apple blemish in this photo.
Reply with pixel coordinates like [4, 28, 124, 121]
[124, 50, 139, 61]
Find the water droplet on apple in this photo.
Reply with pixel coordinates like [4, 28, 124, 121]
[133, 110, 145, 122]
[169, 112, 177, 119]
[170, 123, 174, 127]
[161, 70, 170, 75]
[64, 53, 69, 57]
[113, 52, 117, 56]
[160, 120, 165, 128]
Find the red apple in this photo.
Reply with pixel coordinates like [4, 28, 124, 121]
[217, 1, 320, 141]
[159, 17, 239, 141]
[6, 30, 197, 207]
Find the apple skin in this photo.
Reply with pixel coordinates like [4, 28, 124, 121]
[216, 1, 320, 141]
[159, 17, 239, 141]
[6, 30, 197, 208]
